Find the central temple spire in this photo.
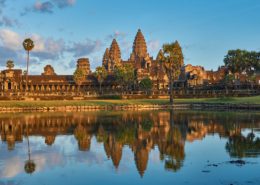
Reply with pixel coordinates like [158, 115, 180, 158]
[132, 29, 148, 59]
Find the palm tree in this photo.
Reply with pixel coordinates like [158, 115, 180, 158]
[6, 60, 14, 70]
[23, 38, 34, 92]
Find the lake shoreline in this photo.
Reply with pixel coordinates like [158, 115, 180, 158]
[0, 102, 259, 112]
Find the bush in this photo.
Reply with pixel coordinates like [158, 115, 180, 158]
[139, 77, 153, 92]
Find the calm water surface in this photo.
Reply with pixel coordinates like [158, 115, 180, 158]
[0, 110, 260, 185]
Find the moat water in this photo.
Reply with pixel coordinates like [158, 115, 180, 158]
[0, 110, 260, 185]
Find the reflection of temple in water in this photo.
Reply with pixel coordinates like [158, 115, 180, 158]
[0, 111, 260, 176]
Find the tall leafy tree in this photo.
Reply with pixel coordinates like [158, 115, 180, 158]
[157, 41, 184, 104]
[123, 64, 135, 91]
[73, 68, 86, 92]
[6, 60, 14, 69]
[139, 77, 153, 94]
[23, 38, 34, 91]
[114, 65, 125, 92]
[224, 49, 260, 76]
[155, 50, 164, 90]
[114, 64, 135, 92]
[94, 66, 108, 93]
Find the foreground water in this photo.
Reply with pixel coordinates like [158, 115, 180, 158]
[0, 110, 260, 185]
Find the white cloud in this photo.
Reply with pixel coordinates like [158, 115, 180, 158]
[0, 29, 23, 50]
[0, 29, 67, 68]
[0, 157, 24, 178]
[67, 39, 103, 58]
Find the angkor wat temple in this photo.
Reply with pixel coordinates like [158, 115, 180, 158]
[0, 29, 259, 98]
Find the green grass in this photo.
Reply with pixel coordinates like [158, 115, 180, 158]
[0, 96, 259, 108]
[174, 96, 260, 104]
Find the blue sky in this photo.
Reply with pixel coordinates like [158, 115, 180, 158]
[0, 0, 260, 74]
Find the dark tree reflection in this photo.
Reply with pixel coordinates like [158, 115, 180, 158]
[226, 131, 260, 158]
[24, 127, 36, 174]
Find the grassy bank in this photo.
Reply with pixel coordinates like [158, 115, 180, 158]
[0, 96, 259, 108]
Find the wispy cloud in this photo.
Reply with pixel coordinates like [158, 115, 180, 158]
[21, 0, 76, 15]
[67, 39, 103, 58]
[34, 1, 54, 13]
[147, 40, 160, 53]
[52, 0, 76, 8]
[106, 30, 127, 41]
[0, 16, 20, 27]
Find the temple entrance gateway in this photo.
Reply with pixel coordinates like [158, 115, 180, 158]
[8, 82, 11, 90]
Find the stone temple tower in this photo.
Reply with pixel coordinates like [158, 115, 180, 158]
[102, 48, 110, 71]
[130, 29, 151, 69]
[102, 39, 122, 72]
[77, 58, 90, 75]
[131, 29, 148, 60]
[109, 39, 121, 65]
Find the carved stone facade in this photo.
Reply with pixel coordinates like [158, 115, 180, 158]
[131, 29, 149, 61]
[102, 29, 165, 87]
[0, 58, 94, 93]
[77, 58, 91, 75]
[0, 69, 22, 91]
[182, 64, 228, 86]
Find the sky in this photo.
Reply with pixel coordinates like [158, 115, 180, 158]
[0, 0, 260, 74]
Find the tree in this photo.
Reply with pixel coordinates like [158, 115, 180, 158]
[155, 50, 164, 90]
[139, 77, 153, 94]
[224, 49, 260, 76]
[6, 60, 14, 69]
[94, 66, 108, 93]
[114, 64, 135, 92]
[23, 38, 34, 92]
[124, 64, 135, 91]
[73, 68, 86, 92]
[224, 74, 235, 84]
[157, 41, 184, 104]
